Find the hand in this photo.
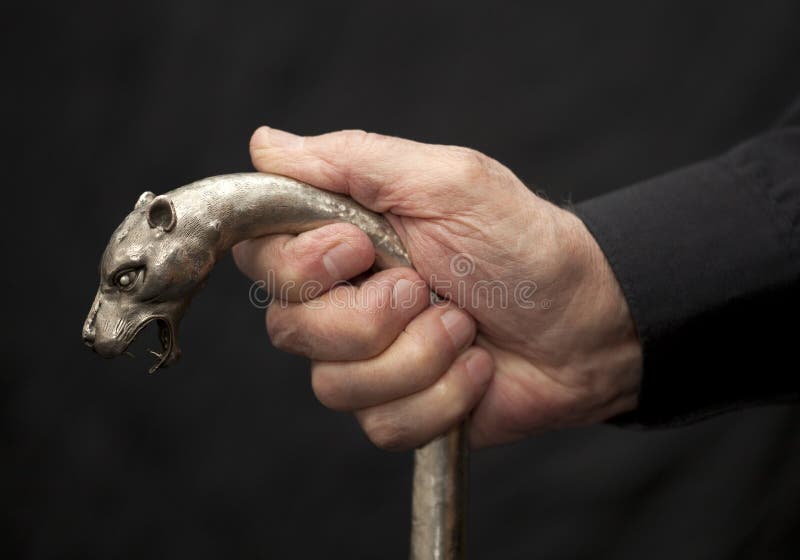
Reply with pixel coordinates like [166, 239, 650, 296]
[233, 127, 642, 450]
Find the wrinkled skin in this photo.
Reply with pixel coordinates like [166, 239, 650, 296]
[83, 126, 644, 450]
[234, 127, 644, 449]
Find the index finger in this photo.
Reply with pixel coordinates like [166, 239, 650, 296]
[249, 127, 492, 215]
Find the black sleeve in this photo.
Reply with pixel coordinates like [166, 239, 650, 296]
[572, 98, 800, 427]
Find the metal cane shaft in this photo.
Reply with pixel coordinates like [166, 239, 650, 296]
[411, 424, 468, 560]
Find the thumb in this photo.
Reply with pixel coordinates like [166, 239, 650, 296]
[249, 126, 490, 215]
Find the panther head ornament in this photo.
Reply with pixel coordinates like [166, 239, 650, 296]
[82, 190, 218, 373]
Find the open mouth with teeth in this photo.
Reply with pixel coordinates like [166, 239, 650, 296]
[127, 317, 179, 374]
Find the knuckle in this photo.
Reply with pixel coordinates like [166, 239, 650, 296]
[281, 240, 314, 270]
[338, 129, 390, 163]
[433, 374, 471, 420]
[274, 249, 327, 301]
[265, 308, 303, 353]
[274, 263, 304, 292]
[431, 377, 455, 407]
[349, 312, 388, 356]
[338, 129, 371, 152]
[321, 129, 374, 187]
[361, 411, 411, 451]
[348, 285, 402, 353]
[273, 241, 309, 281]
[401, 332, 444, 387]
[451, 146, 492, 182]
[265, 307, 282, 339]
[311, 364, 351, 411]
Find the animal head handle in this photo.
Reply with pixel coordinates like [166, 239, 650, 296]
[82, 191, 193, 372]
[82, 172, 410, 374]
[82, 172, 466, 560]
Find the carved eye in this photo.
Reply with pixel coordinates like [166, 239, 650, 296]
[114, 269, 140, 290]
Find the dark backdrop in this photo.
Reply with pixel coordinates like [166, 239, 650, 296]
[3, 1, 800, 558]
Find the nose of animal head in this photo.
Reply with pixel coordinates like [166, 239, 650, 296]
[80, 308, 128, 359]
[82, 291, 101, 350]
[81, 291, 125, 357]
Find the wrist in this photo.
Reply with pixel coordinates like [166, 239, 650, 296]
[557, 206, 643, 419]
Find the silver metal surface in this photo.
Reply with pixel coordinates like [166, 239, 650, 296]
[83, 172, 467, 559]
[411, 424, 468, 560]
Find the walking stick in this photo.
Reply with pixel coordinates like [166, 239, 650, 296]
[83, 173, 468, 559]
[411, 426, 468, 559]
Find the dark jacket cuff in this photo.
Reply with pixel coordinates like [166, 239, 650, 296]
[572, 127, 800, 427]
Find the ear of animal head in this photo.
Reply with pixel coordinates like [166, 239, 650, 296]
[146, 196, 177, 232]
[135, 191, 155, 209]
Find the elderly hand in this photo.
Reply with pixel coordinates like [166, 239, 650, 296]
[233, 127, 642, 450]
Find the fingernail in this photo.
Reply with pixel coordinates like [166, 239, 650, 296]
[441, 309, 473, 349]
[322, 243, 360, 279]
[465, 352, 493, 385]
[262, 127, 303, 149]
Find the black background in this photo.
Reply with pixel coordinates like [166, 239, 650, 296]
[3, 1, 800, 558]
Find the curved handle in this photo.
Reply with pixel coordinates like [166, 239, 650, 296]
[85, 172, 469, 558]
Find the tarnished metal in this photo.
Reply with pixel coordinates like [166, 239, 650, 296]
[411, 423, 468, 560]
[83, 172, 467, 559]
